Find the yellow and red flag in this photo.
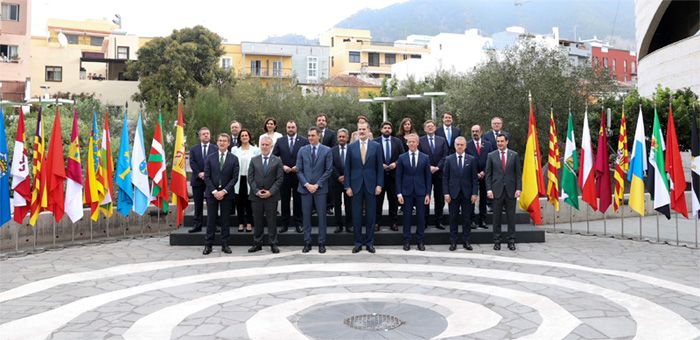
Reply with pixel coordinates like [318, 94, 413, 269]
[170, 98, 188, 226]
[45, 108, 66, 222]
[613, 108, 629, 212]
[519, 93, 545, 224]
[100, 111, 114, 217]
[547, 108, 560, 211]
[29, 108, 47, 226]
[84, 112, 106, 221]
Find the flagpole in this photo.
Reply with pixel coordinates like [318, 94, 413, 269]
[15, 224, 19, 252]
[674, 213, 679, 246]
[89, 218, 93, 241]
[553, 204, 556, 232]
[569, 204, 573, 233]
[620, 204, 625, 239]
[33, 225, 36, 249]
[586, 205, 590, 234]
[52, 219, 56, 247]
[656, 211, 660, 243]
[603, 213, 607, 236]
[639, 215, 642, 240]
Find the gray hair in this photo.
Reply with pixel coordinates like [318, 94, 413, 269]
[259, 135, 273, 144]
[455, 136, 467, 143]
[337, 128, 349, 136]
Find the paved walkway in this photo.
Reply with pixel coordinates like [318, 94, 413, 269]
[0, 231, 698, 339]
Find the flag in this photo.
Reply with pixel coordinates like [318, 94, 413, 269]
[561, 110, 579, 209]
[147, 112, 169, 213]
[171, 99, 188, 226]
[519, 95, 544, 224]
[691, 107, 700, 218]
[11, 107, 31, 224]
[613, 107, 629, 212]
[84, 112, 105, 221]
[547, 108, 560, 211]
[44, 108, 66, 222]
[131, 112, 150, 215]
[628, 107, 647, 216]
[595, 109, 612, 213]
[579, 108, 597, 211]
[649, 107, 671, 219]
[64, 110, 84, 223]
[29, 108, 47, 226]
[0, 108, 11, 226]
[100, 111, 114, 217]
[665, 104, 688, 218]
[115, 110, 133, 216]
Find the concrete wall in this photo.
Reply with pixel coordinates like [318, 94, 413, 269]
[636, 35, 700, 97]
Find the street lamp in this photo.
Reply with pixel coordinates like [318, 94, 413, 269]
[374, 97, 393, 122]
[423, 92, 447, 120]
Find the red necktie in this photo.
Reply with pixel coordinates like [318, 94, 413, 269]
[501, 151, 506, 171]
[476, 141, 481, 155]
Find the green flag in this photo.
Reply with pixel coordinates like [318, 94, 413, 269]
[649, 107, 671, 219]
[561, 110, 579, 209]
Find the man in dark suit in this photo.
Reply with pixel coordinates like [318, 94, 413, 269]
[374, 121, 404, 232]
[228, 120, 241, 149]
[316, 113, 336, 215]
[273, 120, 308, 234]
[345, 122, 383, 253]
[435, 112, 461, 154]
[419, 120, 448, 230]
[465, 124, 493, 229]
[443, 137, 479, 251]
[482, 116, 511, 149]
[247, 135, 284, 254]
[485, 133, 522, 251]
[188, 127, 217, 233]
[203, 133, 240, 255]
[296, 127, 333, 253]
[396, 133, 432, 251]
[331, 129, 352, 233]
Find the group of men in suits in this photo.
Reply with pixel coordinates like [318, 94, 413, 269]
[188, 112, 522, 255]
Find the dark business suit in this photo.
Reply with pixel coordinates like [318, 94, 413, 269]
[204, 151, 240, 246]
[436, 125, 462, 154]
[466, 139, 493, 225]
[331, 144, 352, 229]
[482, 130, 511, 149]
[228, 135, 240, 150]
[273, 134, 309, 229]
[248, 154, 284, 246]
[442, 153, 479, 243]
[418, 134, 448, 226]
[320, 128, 336, 148]
[344, 139, 384, 247]
[189, 143, 217, 229]
[396, 151, 431, 242]
[374, 135, 404, 227]
[296, 143, 333, 245]
[485, 148, 522, 242]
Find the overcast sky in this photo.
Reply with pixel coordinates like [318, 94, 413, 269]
[31, 0, 407, 42]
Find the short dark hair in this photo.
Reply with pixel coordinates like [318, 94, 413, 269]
[496, 133, 509, 141]
[238, 128, 255, 146]
[442, 112, 453, 119]
[380, 121, 393, 129]
[316, 113, 328, 121]
[198, 126, 210, 134]
[307, 126, 322, 135]
[217, 133, 230, 142]
[286, 120, 297, 127]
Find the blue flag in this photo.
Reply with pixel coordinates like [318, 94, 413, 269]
[0, 108, 11, 226]
[131, 112, 150, 215]
[115, 110, 133, 216]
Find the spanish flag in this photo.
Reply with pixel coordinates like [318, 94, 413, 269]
[519, 93, 545, 224]
[627, 107, 647, 216]
[29, 108, 47, 226]
[170, 98, 188, 226]
[84, 112, 106, 221]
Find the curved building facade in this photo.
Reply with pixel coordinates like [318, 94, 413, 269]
[635, 0, 700, 96]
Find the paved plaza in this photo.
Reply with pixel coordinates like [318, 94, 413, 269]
[0, 230, 698, 339]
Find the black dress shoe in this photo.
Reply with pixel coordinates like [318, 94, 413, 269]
[403, 242, 410, 251]
[319, 244, 326, 253]
[449, 242, 457, 251]
[302, 243, 312, 253]
[390, 224, 399, 231]
[366, 245, 376, 253]
[271, 244, 280, 253]
[248, 244, 262, 253]
[203, 245, 212, 255]
[507, 240, 516, 251]
[374, 224, 380, 232]
[417, 243, 425, 251]
[222, 245, 232, 254]
[280, 226, 289, 233]
[334, 226, 343, 233]
[352, 246, 362, 253]
[493, 242, 501, 251]
[295, 225, 303, 233]
[188, 226, 202, 233]
[478, 223, 487, 229]
[464, 242, 473, 251]
[326, 208, 334, 215]
[470, 224, 477, 230]
[346, 226, 353, 233]
[435, 224, 445, 230]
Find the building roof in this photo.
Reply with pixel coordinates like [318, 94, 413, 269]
[323, 75, 380, 88]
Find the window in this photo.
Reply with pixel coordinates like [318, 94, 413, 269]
[66, 34, 79, 45]
[331, 37, 334, 47]
[272, 61, 282, 77]
[307, 57, 318, 79]
[603, 57, 608, 68]
[1, 3, 19, 21]
[623, 60, 628, 73]
[368, 52, 379, 66]
[631, 61, 636, 73]
[221, 57, 232, 69]
[117, 46, 129, 59]
[0, 44, 19, 60]
[593, 56, 599, 66]
[612, 59, 616, 72]
[45, 66, 63, 82]
[250, 60, 261, 76]
[385, 53, 396, 65]
[90, 36, 104, 46]
[349, 51, 360, 63]
[410, 54, 421, 59]
[331, 56, 334, 67]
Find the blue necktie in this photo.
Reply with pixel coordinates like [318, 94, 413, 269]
[411, 152, 416, 168]
[311, 146, 316, 164]
[429, 137, 435, 152]
[263, 156, 269, 174]
[384, 138, 391, 164]
[447, 127, 452, 147]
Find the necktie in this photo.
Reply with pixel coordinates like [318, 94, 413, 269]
[340, 146, 346, 166]
[289, 137, 294, 150]
[311, 146, 317, 164]
[384, 138, 391, 164]
[429, 137, 435, 152]
[321, 130, 325, 141]
[219, 152, 225, 171]
[263, 156, 269, 174]
[411, 152, 416, 168]
[458, 155, 463, 170]
[203, 144, 208, 157]
[447, 127, 452, 147]
[232, 137, 237, 146]
[360, 141, 367, 164]
[501, 151, 506, 171]
[476, 141, 481, 155]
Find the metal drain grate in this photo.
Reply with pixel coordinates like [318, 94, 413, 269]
[344, 313, 405, 331]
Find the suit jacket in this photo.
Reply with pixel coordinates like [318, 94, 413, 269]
[435, 125, 462, 153]
[272, 135, 309, 167]
[296, 144, 333, 194]
[482, 130, 511, 149]
[189, 143, 217, 187]
[227, 135, 239, 151]
[374, 135, 405, 175]
[204, 151, 240, 200]
[320, 128, 337, 148]
[485, 149, 522, 199]
[418, 134, 448, 170]
[247, 154, 284, 202]
[344, 139, 384, 194]
[442, 153, 479, 198]
[465, 139, 493, 172]
[396, 151, 432, 197]
[331, 144, 349, 182]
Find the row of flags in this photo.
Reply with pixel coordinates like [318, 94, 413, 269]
[0, 101, 189, 227]
[522, 96, 700, 224]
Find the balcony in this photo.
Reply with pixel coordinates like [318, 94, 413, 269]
[246, 67, 293, 78]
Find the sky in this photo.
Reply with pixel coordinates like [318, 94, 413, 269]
[31, 0, 408, 42]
